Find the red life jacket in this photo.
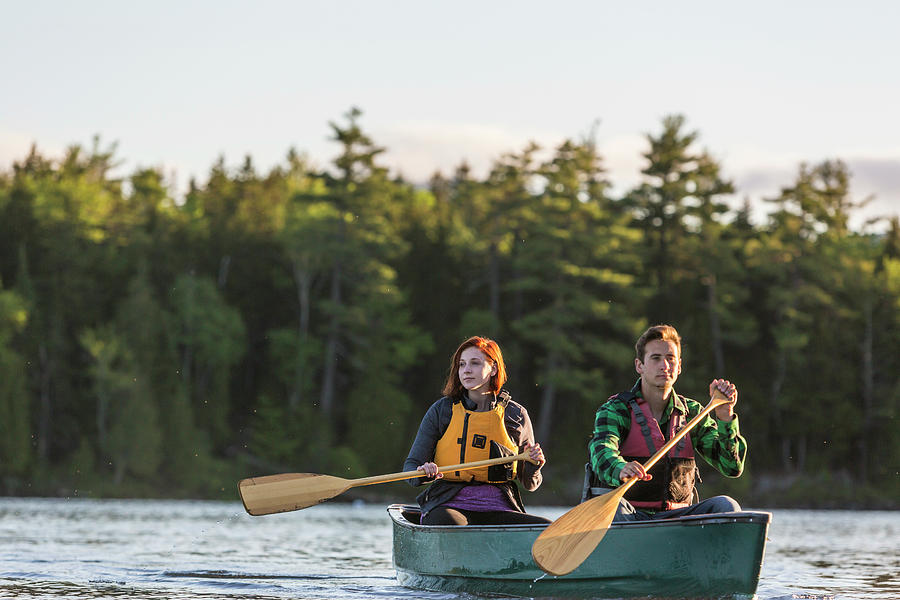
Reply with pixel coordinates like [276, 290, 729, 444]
[619, 392, 697, 511]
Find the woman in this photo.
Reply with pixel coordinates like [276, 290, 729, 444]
[403, 336, 550, 525]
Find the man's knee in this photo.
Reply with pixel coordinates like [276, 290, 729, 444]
[706, 495, 741, 513]
[613, 498, 645, 522]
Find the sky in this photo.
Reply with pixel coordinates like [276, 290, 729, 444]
[3, 0, 899, 230]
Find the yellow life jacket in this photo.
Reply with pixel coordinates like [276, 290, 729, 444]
[433, 395, 519, 483]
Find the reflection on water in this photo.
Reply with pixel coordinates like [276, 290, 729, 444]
[0, 498, 895, 599]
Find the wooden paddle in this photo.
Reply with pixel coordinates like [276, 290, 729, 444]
[531, 388, 731, 576]
[239, 452, 535, 516]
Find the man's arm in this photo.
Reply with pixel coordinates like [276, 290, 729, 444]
[687, 398, 747, 477]
[588, 398, 632, 487]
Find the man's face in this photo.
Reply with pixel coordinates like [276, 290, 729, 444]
[636, 339, 681, 387]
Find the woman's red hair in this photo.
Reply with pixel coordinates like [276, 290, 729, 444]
[442, 336, 508, 398]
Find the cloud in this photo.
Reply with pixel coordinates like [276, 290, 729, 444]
[374, 121, 559, 181]
[0, 131, 66, 169]
[732, 166, 795, 199]
[846, 158, 900, 224]
[728, 156, 900, 228]
[847, 158, 900, 197]
[374, 122, 652, 192]
[599, 133, 648, 193]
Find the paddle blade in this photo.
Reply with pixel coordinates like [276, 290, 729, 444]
[532, 487, 625, 576]
[239, 473, 351, 516]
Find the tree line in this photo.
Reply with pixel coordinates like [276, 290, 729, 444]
[1, 109, 897, 507]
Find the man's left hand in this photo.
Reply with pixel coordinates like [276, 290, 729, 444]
[709, 378, 738, 421]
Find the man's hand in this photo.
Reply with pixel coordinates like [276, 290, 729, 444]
[619, 460, 652, 482]
[709, 378, 738, 421]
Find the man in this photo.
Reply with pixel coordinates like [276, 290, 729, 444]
[586, 324, 747, 521]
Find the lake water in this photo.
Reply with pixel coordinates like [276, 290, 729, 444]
[0, 497, 896, 599]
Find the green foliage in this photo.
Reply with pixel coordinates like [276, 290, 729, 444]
[250, 394, 307, 466]
[170, 273, 246, 446]
[0, 112, 897, 509]
[0, 284, 30, 476]
[458, 308, 501, 339]
[326, 446, 366, 479]
[0, 348, 30, 476]
[105, 373, 163, 482]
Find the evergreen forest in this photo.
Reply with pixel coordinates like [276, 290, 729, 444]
[1, 109, 898, 508]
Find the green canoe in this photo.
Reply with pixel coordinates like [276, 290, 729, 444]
[389, 504, 770, 598]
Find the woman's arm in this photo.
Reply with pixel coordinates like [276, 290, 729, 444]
[402, 399, 449, 486]
[507, 403, 543, 491]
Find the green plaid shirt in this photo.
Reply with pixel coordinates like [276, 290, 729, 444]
[588, 381, 747, 488]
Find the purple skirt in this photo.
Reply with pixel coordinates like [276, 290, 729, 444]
[442, 483, 516, 513]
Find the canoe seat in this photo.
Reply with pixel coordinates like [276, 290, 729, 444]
[400, 506, 421, 523]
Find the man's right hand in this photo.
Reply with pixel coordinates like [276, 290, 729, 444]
[619, 460, 652, 482]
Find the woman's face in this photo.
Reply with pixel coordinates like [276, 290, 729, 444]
[458, 347, 497, 394]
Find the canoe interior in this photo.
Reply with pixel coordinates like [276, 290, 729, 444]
[389, 503, 770, 599]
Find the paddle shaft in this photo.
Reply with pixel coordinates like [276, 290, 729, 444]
[348, 452, 534, 488]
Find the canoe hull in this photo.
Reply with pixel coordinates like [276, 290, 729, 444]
[389, 504, 770, 598]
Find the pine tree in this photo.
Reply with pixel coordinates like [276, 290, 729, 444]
[511, 138, 641, 460]
[624, 114, 735, 324]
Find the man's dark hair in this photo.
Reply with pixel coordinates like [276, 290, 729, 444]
[635, 324, 682, 362]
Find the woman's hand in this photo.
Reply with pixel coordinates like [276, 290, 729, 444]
[524, 442, 546, 468]
[709, 378, 738, 421]
[417, 461, 443, 479]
